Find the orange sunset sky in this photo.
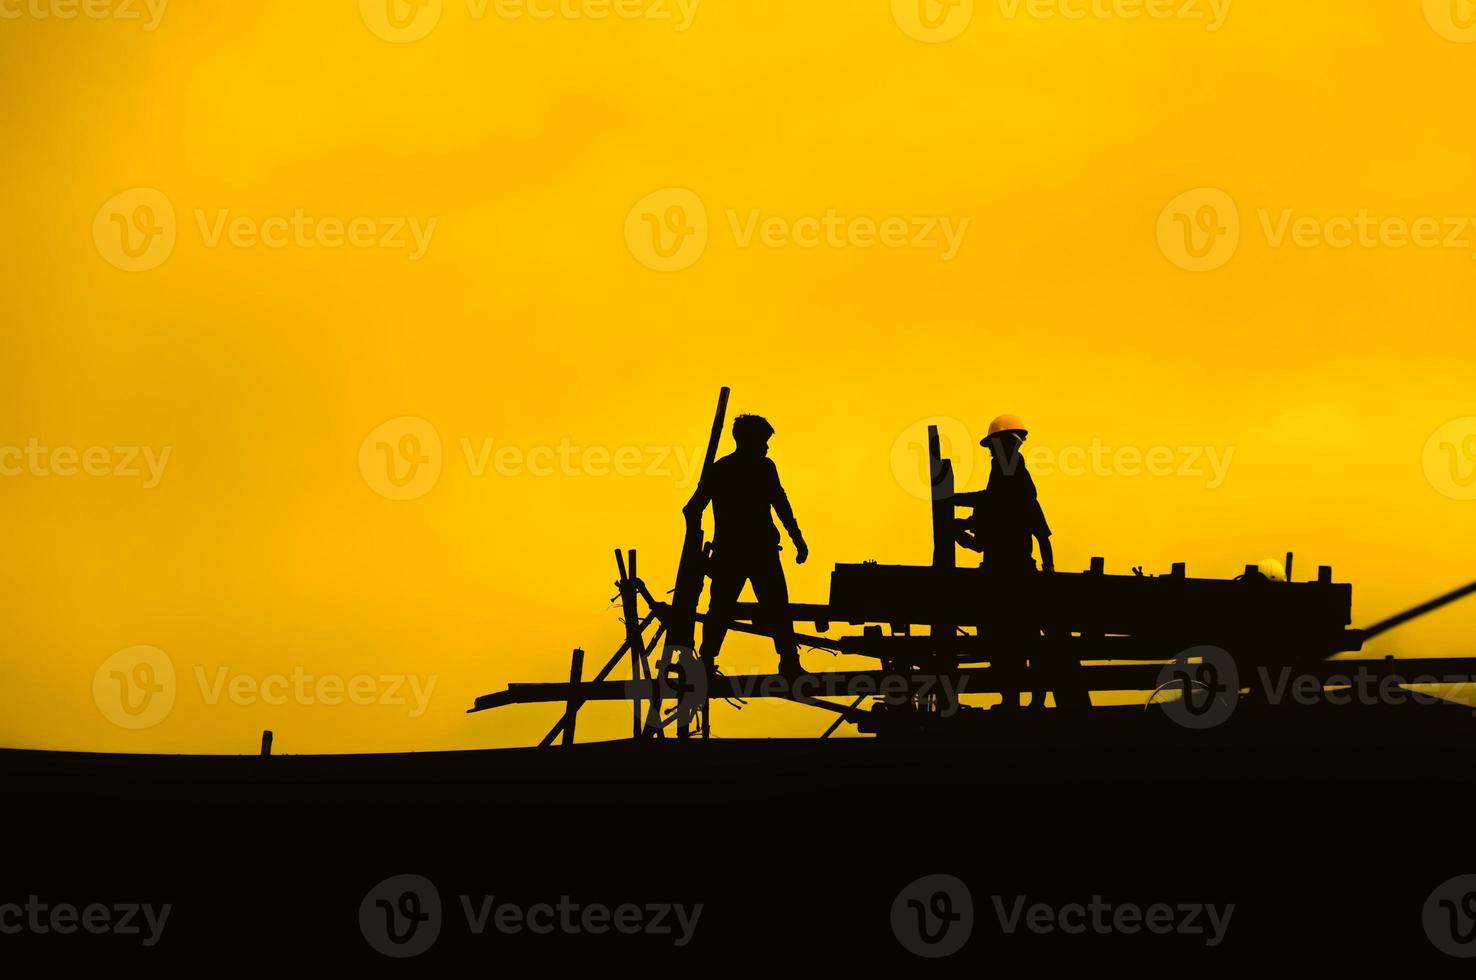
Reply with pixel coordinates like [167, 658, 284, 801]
[1, 0, 1474, 753]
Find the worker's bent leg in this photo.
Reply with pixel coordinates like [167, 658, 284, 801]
[1038, 625, 1089, 709]
[699, 561, 748, 665]
[1027, 627, 1048, 708]
[994, 654, 1023, 709]
[748, 549, 798, 660]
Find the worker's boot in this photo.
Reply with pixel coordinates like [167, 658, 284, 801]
[778, 653, 806, 680]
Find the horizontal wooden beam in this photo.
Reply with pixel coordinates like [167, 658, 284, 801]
[469, 657, 1476, 713]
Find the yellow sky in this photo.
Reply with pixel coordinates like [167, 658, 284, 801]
[1, 0, 1474, 754]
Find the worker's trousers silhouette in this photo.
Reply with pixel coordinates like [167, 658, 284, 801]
[980, 560, 1088, 709]
[700, 546, 798, 665]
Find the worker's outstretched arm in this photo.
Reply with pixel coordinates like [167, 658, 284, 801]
[1037, 534, 1054, 573]
[954, 517, 983, 552]
[682, 481, 711, 524]
[769, 461, 808, 564]
[1030, 497, 1054, 572]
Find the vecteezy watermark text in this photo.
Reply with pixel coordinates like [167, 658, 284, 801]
[1151, 647, 1476, 731]
[0, 440, 171, 488]
[93, 188, 437, 272]
[359, 874, 701, 958]
[0, 0, 167, 29]
[1258, 666, 1476, 712]
[892, 0, 1230, 43]
[359, 0, 701, 43]
[992, 895, 1234, 946]
[890, 418, 1234, 501]
[1159, 187, 1476, 272]
[358, 416, 706, 501]
[92, 645, 439, 730]
[625, 188, 969, 272]
[461, 894, 701, 944]
[0, 897, 171, 946]
[194, 666, 436, 718]
[890, 875, 1234, 958]
[642, 670, 969, 713]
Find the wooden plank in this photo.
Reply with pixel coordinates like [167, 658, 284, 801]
[560, 648, 584, 746]
[928, 424, 956, 570]
[824, 563, 1356, 639]
[474, 657, 1476, 710]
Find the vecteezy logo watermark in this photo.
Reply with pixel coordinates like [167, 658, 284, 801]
[1425, 874, 1476, 957]
[889, 417, 1235, 501]
[890, 416, 977, 501]
[193, 667, 437, 718]
[1160, 187, 1476, 272]
[359, 0, 444, 42]
[0, 440, 172, 488]
[1153, 655, 1476, 725]
[1424, 417, 1476, 502]
[359, 417, 709, 501]
[631, 643, 709, 735]
[359, 416, 444, 501]
[359, 874, 703, 957]
[192, 209, 436, 258]
[460, 894, 702, 945]
[0, 0, 168, 29]
[624, 187, 708, 273]
[996, 0, 1231, 29]
[891, 0, 975, 42]
[359, 0, 700, 42]
[1150, 645, 1239, 730]
[1256, 666, 1476, 713]
[992, 895, 1234, 946]
[893, 0, 1230, 42]
[892, 874, 974, 957]
[93, 188, 437, 272]
[461, 437, 704, 485]
[685, 669, 964, 713]
[93, 646, 176, 730]
[93, 646, 439, 728]
[0, 898, 172, 946]
[625, 188, 970, 272]
[1157, 187, 1240, 272]
[1424, 0, 1476, 42]
[360, 874, 442, 958]
[93, 188, 177, 273]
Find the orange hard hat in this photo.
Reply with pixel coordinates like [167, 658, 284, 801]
[982, 414, 1028, 444]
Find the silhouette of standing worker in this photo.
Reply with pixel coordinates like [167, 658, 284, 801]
[685, 414, 810, 679]
[954, 414, 1055, 708]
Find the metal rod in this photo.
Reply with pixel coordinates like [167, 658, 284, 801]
[821, 696, 869, 738]
[1361, 580, 1476, 642]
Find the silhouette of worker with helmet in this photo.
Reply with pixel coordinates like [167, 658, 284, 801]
[954, 414, 1057, 709]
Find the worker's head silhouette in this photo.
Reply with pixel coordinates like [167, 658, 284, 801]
[732, 414, 774, 456]
[982, 414, 1028, 467]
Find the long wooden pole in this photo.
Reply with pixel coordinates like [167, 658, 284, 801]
[650, 388, 730, 740]
[666, 387, 730, 651]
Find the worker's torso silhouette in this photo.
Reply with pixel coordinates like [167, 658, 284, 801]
[704, 451, 797, 557]
[973, 455, 1049, 571]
